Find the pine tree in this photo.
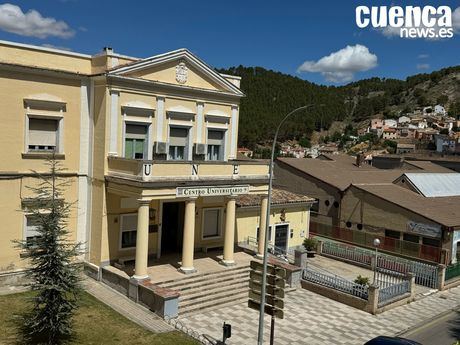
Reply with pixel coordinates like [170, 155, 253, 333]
[16, 157, 82, 344]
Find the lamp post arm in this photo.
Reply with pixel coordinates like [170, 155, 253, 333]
[257, 104, 314, 345]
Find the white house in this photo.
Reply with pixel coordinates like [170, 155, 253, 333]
[383, 119, 397, 128]
[434, 104, 446, 115]
[398, 116, 411, 124]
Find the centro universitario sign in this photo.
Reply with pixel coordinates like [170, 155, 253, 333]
[176, 185, 250, 197]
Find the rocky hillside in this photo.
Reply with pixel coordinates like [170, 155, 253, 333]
[218, 66, 460, 148]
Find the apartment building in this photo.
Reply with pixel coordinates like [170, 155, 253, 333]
[0, 40, 312, 283]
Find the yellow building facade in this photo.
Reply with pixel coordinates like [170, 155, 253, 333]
[0, 40, 311, 282]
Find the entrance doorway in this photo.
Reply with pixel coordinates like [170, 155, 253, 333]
[161, 202, 185, 254]
[274, 224, 289, 251]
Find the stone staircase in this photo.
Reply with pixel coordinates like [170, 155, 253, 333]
[157, 265, 251, 316]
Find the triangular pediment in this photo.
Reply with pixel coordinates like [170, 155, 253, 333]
[108, 49, 243, 96]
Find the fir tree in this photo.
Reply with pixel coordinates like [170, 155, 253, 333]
[16, 157, 82, 344]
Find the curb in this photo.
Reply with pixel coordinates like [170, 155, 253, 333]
[396, 305, 460, 336]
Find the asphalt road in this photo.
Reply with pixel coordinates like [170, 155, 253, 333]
[401, 309, 460, 345]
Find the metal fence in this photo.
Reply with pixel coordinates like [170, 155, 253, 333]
[377, 255, 438, 288]
[322, 240, 372, 266]
[375, 267, 406, 289]
[303, 267, 369, 300]
[445, 262, 460, 282]
[310, 222, 441, 263]
[378, 280, 411, 307]
[319, 238, 439, 288]
[242, 236, 296, 264]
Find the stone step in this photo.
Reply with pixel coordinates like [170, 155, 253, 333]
[159, 266, 250, 289]
[169, 272, 250, 293]
[179, 284, 249, 308]
[178, 289, 249, 316]
[179, 279, 249, 302]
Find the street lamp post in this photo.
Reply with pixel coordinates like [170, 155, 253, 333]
[372, 238, 381, 285]
[257, 105, 316, 345]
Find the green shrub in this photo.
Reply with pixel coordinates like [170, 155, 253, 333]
[303, 237, 317, 251]
[354, 275, 370, 286]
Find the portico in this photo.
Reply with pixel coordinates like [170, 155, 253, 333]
[104, 159, 270, 281]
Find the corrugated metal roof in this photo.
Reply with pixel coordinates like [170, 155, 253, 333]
[403, 173, 460, 197]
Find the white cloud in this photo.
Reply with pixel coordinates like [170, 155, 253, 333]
[0, 3, 74, 39]
[416, 63, 430, 70]
[297, 44, 378, 83]
[418, 54, 429, 59]
[454, 7, 460, 33]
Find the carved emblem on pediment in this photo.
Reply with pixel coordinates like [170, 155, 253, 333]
[175, 61, 188, 84]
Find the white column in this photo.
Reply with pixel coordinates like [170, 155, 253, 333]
[222, 195, 236, 266]
[76, 78, 91, 255]
[196, 102, 204, 143]
[156, 96, 165, 143]
[180, 198, 197, 274]
[109, 90, 119, 156]
[133, 199, 151, 280]
[230, 105, 238, 159]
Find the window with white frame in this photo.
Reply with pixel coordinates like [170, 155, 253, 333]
[256, 226, 272, 242]
[207, 129, 225, 161]
[120, 214, 137, 249]
[28, 117, 59, 152]
[168, 127, 189, 160]
[124, 124, 148, 159]
[25, 214, 41, 247]
[202, 208, 222, 238]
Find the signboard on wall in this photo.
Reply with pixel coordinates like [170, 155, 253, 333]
[176, 185, 250, 197]
[406, 221, 442, 238]
[452, 230, 460, 263]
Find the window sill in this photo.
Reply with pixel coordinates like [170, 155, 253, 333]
[22, 152, 65, 160]
[202, 235, 222, 241]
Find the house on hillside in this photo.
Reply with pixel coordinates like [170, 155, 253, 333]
[382, 128, 398, 140]
[398, 116, 411, 125]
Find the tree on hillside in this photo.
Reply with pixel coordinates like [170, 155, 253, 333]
[449, 101, 460, 118]
[16, 157, 82, 344]
[436, 95, 448, 105]
[299, 137, 311, 148]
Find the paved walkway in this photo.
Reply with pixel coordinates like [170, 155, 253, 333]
[82, 278, 173, 333]
[180, 284, 460, 345]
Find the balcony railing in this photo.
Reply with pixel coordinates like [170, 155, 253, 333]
[310, 222, 442, 263]
[107, 156, 269, 182]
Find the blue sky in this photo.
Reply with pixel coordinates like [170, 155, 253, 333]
[0, 0, 459, 85]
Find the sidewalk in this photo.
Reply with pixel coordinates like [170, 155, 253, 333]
[82, 278, 173, 334]
[179, 283, 460, 345]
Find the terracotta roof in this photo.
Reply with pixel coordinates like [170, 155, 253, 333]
[277, 156, 455, 192]
[351, 184, 460, 227]
[236, 189, 314, 207]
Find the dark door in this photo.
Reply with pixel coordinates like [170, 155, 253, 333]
[274, 224, 289, 250]
[161, 202, 185, 254]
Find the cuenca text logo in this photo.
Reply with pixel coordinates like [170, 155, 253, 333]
[356, 5, 454, 39]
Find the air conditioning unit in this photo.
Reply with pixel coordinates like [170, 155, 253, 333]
[155, 141, 168, 154]
[195, 143, 207, 155]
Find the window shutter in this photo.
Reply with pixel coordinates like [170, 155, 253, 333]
[29, 118, 58, 146]
[207, 130, 224, 145]
[125, 124, 147, 140]
[203, 209, 220, 237]
[169, 127, 188, 146]
[122, 214, 138, 231]
[26, 215, 41, 238]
